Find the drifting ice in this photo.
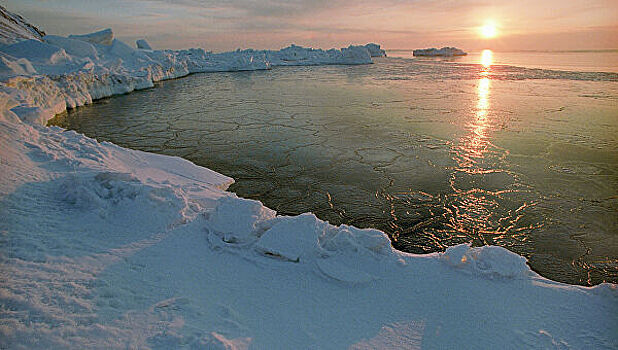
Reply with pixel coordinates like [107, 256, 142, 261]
[413, 46, 467, 57]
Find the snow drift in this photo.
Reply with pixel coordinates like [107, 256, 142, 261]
[0, 11, 616, 350]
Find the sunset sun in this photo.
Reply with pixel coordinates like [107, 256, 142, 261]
[480, 21, 498, 38]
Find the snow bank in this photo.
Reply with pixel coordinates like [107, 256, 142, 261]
[0, 13, 616, 350]
[413, 46, 467, 57]
[441, 244, 530, 279]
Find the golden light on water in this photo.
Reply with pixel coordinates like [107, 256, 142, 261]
[477, 77, 490, 114]
[454, 58, 493, 170]
[480, 22, 498, 39]
[467, 77, 491, 158]
[480, 49, 493, 68]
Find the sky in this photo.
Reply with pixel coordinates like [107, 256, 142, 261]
[5, 0, 618, 52]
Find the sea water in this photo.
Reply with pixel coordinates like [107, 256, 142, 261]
[49, 51, 618, 285]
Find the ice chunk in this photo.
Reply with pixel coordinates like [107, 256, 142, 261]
[69, 28, 113, 46]
[110, 38, 136, 57]
[255, 213, 321, 262]
[207, 196, 276, 243]
[365, 43, 387, 57]
[136, 39, 152, 50]
[441, 244, 531, 279]
[341, 45, 373, 64]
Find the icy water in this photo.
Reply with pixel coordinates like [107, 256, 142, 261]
[388, 49, 618, 73]
[49, 53, 618, 285]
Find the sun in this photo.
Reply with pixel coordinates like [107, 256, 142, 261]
[480, 22, 498, 39]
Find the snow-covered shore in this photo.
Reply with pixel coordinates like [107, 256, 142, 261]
[0, 8, 616, 350]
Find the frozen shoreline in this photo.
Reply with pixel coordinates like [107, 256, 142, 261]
[0, 9, 616, 350]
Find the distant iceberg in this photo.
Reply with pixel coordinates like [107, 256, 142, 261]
[364, 43, 387, 57]
[413, 46, 467, 57]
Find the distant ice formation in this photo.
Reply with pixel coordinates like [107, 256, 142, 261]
[413, 46, 467, 57]
[364, 43, 387, 57]
[136, 38, 152, 50]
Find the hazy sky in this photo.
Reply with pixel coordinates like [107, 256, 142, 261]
[6, 0, 618, 51]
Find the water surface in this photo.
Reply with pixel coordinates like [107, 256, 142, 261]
[388, 49, 618, 73]
[49, 54, 618, 285]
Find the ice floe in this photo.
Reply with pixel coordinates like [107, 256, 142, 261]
[413, 46, 467, 57]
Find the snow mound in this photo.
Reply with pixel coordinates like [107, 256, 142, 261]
[136, 39, 152, 50]
[59, 172, 143, 209]
[69, 28, 113, 46]
[255, 213, 321, 262]
[0, 5, 45, 45]
[207, 196, 276, 244]
[413, 47, 467, 57]
[254, 213, 394, 264]
[440, 244, 531, 279]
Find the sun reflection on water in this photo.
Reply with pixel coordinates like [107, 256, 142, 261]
[481, 49, 493, 69]
[459, 50, 493, 168]
[466, 77, 491, 160]
[447, 48, 502, 238]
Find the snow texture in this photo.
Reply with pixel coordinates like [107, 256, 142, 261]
[0, 12, 616, 350]
[413, 47, 467, 57]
